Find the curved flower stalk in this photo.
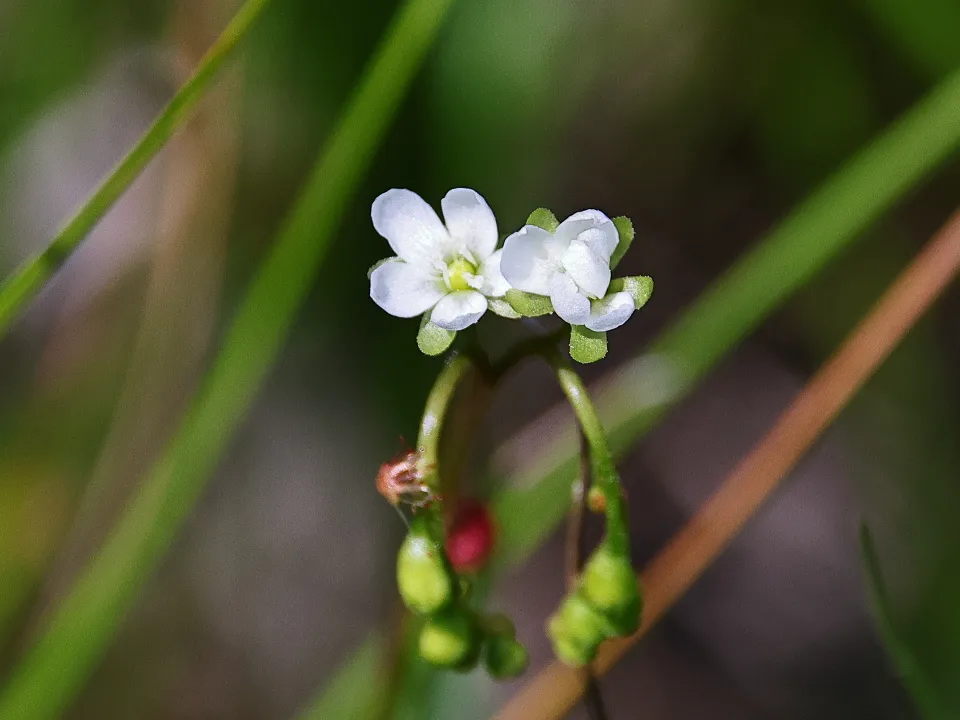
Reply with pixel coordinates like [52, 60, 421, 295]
[390, 354, 529, 679]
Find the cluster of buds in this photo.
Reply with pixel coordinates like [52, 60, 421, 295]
[396, 514, 528, 677]
[548, 543, 641, 667]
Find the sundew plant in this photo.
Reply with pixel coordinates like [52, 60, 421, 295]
[1, 0, 960, 718]
[368, 188, 650, 676]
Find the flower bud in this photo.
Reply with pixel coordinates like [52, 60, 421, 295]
[445, 499, 495, 572]
[581, 545, 641, 635]
[546, 592, 609, 667]
[484, 634, 529, 679]
[482, 612, 516, 639]
[397, 520, 453, 614]
[419, 608, 481, 669]
[586, 486, 607, 513]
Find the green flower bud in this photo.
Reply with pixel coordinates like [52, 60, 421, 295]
[550, 632, 596, 668]
[419, 609, 481, 669]
[581, 545, 641, 635]
[484, 634, 529, 679]
[397, 522, 453, 614]
[546, 592, 609, 667]
[482, 612, 516, 639]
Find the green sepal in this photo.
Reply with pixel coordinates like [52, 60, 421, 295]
[367, 257, 393, 279]
[569, 326, 607, 364]
[487, 298, 521, 319]
[609, 275, 654, 310]
[396, 517, 454, 614]
[505, 289, 554, 317]
[610, 216, 634, 269]
[526, 207, 559, 232]
[419, 608, 481, 669]
[417, 314, 456, 356]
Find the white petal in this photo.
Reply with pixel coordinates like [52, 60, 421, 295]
[501, 225, 562, 295]
[441, 188, 498, 261]
[477, 249, 510, 298]
[556, 209, 619, 258]
[370, 259, 446, 318]
[562, 238, 611, 299]
[549, 273, 590, 325]
[464, 273, 485, 290]
[372, 189, 453, 267]
[585, 291, 635, 332]
[430, 290, 487, 330]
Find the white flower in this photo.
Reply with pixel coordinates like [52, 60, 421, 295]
[500, 210, 635, 331]
[369, 188, 510, 331]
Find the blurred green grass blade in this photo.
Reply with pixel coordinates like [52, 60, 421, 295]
[0, 0, 274, 338]
[0, 0, 454, 716]
[860, 525, 942, 719]
[858, 0, 960, 77]
[494, 66, 960, 566]
[295, 635, 388, 720]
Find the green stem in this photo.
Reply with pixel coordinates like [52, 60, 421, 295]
[547, 351, 628, 557]
[0, 0, 273, 337]
[494, 64, 960, 568]
[416, 353, 475, 486]
[0, 0, 454, 717]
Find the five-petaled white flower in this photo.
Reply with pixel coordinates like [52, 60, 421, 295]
[500, 210, 635, 331]
[369, 188, 510, 331]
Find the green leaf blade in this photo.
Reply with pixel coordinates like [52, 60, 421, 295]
[0, 0, 276, 338]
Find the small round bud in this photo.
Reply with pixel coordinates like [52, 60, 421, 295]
[484, 635, 529, 679]
[397, 523, 453, 614]
[581, 545, 641, 635]
[546, 592, 609, 667]
[446, 500, 495, 572]
[482, 612, 516, 639]
[587, 486, 607, 513]
[419, 609, 480, 668]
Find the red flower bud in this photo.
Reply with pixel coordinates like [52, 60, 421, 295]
[446, 500, 495, 572]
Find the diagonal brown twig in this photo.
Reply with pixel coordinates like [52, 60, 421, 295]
[493, 206, 960, 720]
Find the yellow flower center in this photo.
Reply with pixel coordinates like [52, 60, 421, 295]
[446, 257, 477, 291]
